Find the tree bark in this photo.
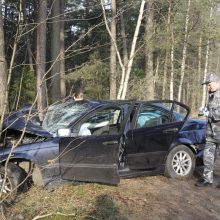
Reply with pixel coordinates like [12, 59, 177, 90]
[51, 0, 61, 102]
[162, 0, 172, 99]
[36, 0, 47, 120]
[100, 0, 125, 100]
[202, 8, 213, 107]
[154, 57, 159, 88]
[60, 0, 66, 98]
[110, 0, 117, 100]
[202, 39, 210, 107]
[101, 0, 145, 100]
[120, 0, 146, 99]
[0, 1, 8, 119]
[177, 0, 191, 102]
[170, 25, 174, 100]
[120, 6, 128, 81]
[23, 0, 34, 71]
[193, 35, 202, 113]
[144, 1, 154, 101]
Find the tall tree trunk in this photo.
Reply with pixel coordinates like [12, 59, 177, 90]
[51, 0, 61, 102]
[110, 0, 117, 100]
[7, 0, 22, 110]
[144, 1, 154, 101]
[120, 7, 128, 77]
[162, 0, 172, 99]
[177, 0, 191, 102]
[202, 39, 210, 107]
[195, 35, 202, 112]
[154, 57, 159, 88]
[101, 0, 145, 100]
[0, 1, 8, 124]
[216, 50, 220, 73]
[100, 0, 125, 100]
[60, 0, 66, 98]
[120, 0, 146, 99]
[202, 7, 213, 107]
[170, 27, 174, 100]
[36, 0, 47, 120]
[23, 0, 34, 71]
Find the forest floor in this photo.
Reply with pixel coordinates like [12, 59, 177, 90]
[3, 158, 220, 220]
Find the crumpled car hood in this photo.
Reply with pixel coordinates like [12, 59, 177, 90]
[3, 108, 52, 137]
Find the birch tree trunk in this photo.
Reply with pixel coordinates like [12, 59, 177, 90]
[60, 0, 66, 98]
[36, 0, 47, 120]
[100, 0, 125, 100]
[120, 7, 128, 79]
[51, 0, 61, 102]
[101, 0, 145, 100]
[170, 27, 174, 100]
[120, 0, 146, 99]
[202, 39, 210, 107]
[194, 35, 202, 112]
[110, 0, 117, 100]
[144, 1, 154, 101]
[177, 0, 191, 102]
[154, 57, 159, 87]
[162, 0, 172, 99]
[201, 7, 213, 107]
[0, 1, 8, 119]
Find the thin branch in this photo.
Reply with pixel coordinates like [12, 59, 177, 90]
[32, 212, 76, 220]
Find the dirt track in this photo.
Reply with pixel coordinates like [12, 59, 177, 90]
[5, 158, 220, 220]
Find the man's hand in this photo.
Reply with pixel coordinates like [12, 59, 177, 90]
[199, 107, 209, 117]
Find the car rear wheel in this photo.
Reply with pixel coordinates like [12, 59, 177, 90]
[165, 145, 195, 178]
[0, 163, 27, 202]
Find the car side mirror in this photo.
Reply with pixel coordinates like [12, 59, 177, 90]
[57, 128, 71, 137]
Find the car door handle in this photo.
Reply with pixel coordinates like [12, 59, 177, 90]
[162, 128, 178, 133]
[103, 141, 118, 145]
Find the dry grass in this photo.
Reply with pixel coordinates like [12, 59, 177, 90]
[3, 160, 220, 220]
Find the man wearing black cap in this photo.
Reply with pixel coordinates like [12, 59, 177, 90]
[196, 72, 220, 187]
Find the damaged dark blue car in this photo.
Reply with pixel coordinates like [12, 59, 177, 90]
[0, 99, 206, 199]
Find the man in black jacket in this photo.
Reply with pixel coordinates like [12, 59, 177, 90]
[196, 73, 220, 187]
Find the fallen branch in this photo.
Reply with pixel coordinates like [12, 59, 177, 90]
[32, 212, 76, 220]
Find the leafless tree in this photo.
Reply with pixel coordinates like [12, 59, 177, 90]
[36, 0, 47, 120]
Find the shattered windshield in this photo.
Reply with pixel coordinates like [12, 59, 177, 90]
[42, 99, 92, 135]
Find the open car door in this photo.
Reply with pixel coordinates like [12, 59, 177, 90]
[59, 101, 135, 185]
[126, 100, 190, 170]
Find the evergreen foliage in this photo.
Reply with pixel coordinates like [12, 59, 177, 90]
[1, 0, 220, 114]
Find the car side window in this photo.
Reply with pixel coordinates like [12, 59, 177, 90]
[135, 105, 170, 129]
[78, 107, 121, 136]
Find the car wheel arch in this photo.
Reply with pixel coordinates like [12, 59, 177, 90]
[167, 143, 196, 156]
[1, 159, 44, 187]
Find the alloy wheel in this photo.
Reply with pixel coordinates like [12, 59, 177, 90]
[172, 150, 192, 176]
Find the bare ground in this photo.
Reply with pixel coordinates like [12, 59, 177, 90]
[3, 159, 220, 220]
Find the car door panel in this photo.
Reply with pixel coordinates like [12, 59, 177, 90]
[126, 101, 189, 170]
[59, 135, 120, 184]
[126, 122, 183, 169]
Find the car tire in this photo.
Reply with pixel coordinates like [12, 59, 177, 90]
[165, 145, 195, 178]
[0, 162, 27, 202]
